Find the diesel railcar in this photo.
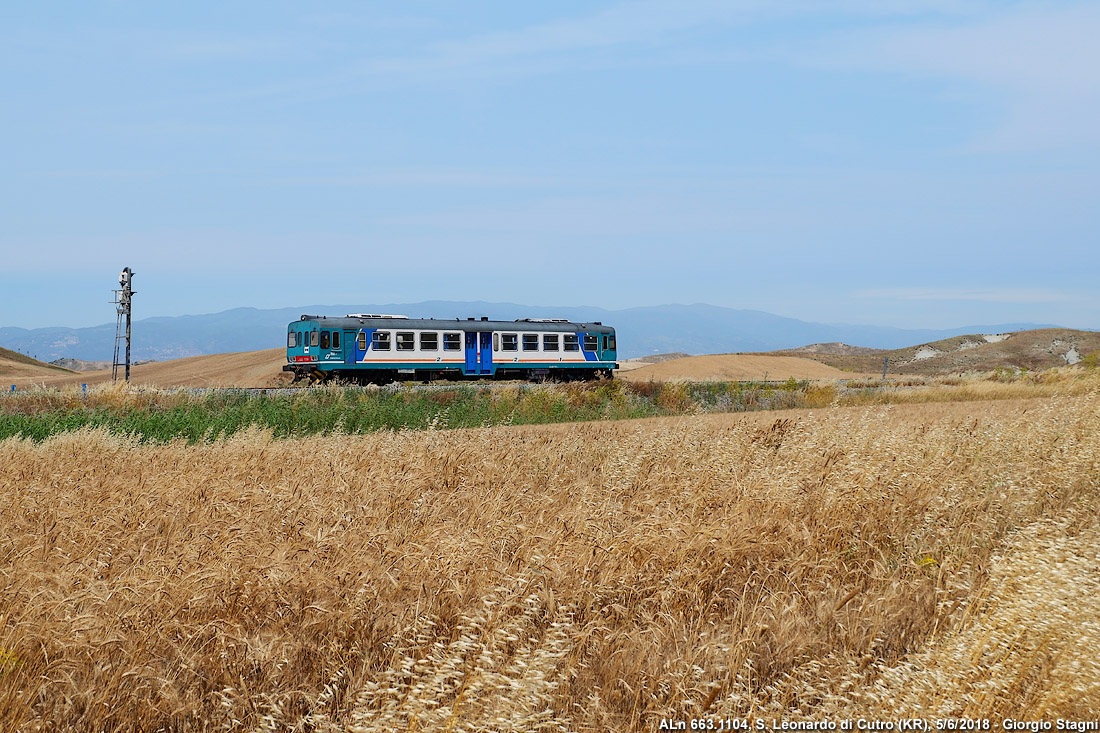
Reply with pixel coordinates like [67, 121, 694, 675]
[284, 314, 617, 384]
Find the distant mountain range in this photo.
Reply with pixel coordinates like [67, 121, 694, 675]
[0, 301, 1066, 362]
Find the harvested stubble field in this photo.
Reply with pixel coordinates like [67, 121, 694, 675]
[1, 378, 1099, 730]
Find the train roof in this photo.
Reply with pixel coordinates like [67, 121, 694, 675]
[293, 314, 615, 334]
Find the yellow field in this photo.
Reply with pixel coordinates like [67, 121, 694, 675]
[6, 348, 864, 389]
[4, 348, 290, 389]
[618, 353, 881, 381]
[1, 384, 1099, 729]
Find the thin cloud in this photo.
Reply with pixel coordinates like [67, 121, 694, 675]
[268, 168, 561, 188]
[35, 169, 162, 179]
[228, 0, 768, 101]
[400, 0, 984, 74]
[8, 27, 314, 63]
[208, 1, 994, 103]
[854, 288, 1082, 304]
[422, 0, 757, 64]
[800, 3, 1100, 150]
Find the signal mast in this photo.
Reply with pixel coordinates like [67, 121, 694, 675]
[112, 267, 135, 382]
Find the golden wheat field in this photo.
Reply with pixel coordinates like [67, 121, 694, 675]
[2, 381, 1100, 730]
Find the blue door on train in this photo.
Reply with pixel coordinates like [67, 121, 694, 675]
[478, 332, 492, 375]
[464, 332, 493, 375]
[464, 333, 478, 375]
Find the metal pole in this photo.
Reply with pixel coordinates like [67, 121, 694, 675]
[112, 267, 135, 382]
[882, 357, 889, 379]
[125, 298, 132, 382]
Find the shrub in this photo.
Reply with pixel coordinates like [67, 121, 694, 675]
[655, 382, 693, 412]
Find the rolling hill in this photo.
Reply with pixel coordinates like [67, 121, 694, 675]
[774, 328, 1100, 376]
[0, 346, 75, 380]
[4, 349, 289, 389]
[617, 354, 874, 382]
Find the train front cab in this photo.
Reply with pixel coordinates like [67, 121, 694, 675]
[286, 321, 315, 381]
[286, 319, 347, 383]
[578, 329, 617, 379]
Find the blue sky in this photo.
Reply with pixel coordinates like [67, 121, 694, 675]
[3, 1, 1098, 330]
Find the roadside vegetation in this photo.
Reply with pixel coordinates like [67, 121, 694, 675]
[2, 381, 1098, 729]
[2, 368, 1097, 443]
[0, 379, 799, 442]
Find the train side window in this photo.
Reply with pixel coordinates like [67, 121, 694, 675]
[602, 335, 608, 351]
[396, 332, 414, 351]
[443, 333, 461, 351]
[320, 331, 330, 350]
[522, 334, 539, 351]
[311, 331, 319, 347]
[421, 332, 439, 351]
[608, 334, 616, 350]
[493, 332, 500, 351]
[502, 333, 518, 351]
[287, 332, 295, 348]
[357, 332, 367, 351]
[543, 334, 559, 351]
[564, 334, 579, 351]
[332, 331, 340, 349]
[372, 331, 391, 350]
[583, 335, 597, 351]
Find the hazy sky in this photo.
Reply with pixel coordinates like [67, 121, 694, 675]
[3, 1, 1098, 330]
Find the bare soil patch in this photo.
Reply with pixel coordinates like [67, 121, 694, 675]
[618, 353, 878, 381]
[5, 348, 290, 389]
[0, 356, 71, 380]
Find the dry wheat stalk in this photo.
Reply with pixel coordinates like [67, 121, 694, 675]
[0, 385, 1097, 729]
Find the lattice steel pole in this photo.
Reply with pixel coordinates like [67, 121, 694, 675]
[112, 268, 135, 382]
